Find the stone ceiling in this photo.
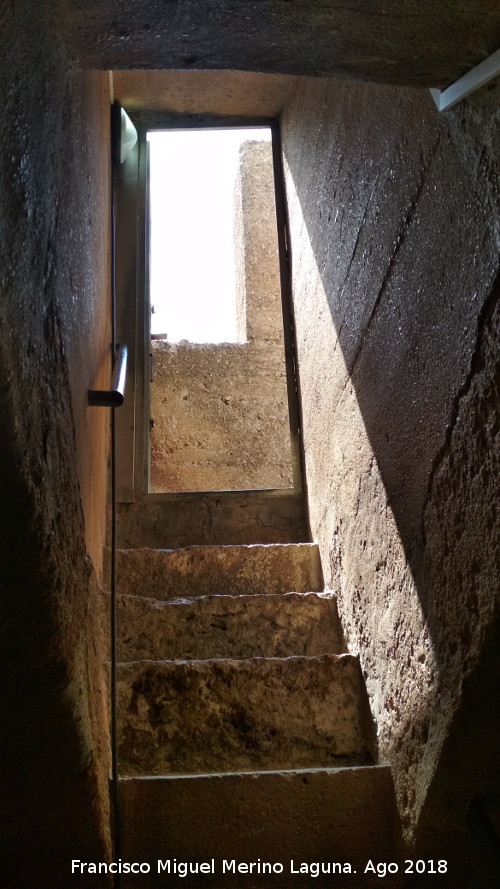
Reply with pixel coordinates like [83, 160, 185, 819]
[63, 1, 500, 88]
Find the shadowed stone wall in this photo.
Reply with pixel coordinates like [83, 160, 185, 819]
[64, 1, 500, 88]
[150, 140, 293, 492]
[0, 4, 112, 885]
[281, 77, 500, 868]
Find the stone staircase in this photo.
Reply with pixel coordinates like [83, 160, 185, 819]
[110, 543, 401, 888]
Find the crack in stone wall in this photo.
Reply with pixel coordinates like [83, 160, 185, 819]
[421, 268, 500, 544]
[343, 132, 442, 391]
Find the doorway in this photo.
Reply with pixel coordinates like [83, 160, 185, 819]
[113, 113, 305, 541]
[146, 124, 295, 493]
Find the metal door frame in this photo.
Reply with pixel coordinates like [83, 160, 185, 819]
[115, 111, 305, 506]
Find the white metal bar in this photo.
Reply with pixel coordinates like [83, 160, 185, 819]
[431, 48, 500, 111]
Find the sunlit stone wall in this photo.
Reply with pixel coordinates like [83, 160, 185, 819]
[281, 76, 500, 858]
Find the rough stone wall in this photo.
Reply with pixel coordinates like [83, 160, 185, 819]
[241, 142, 286, 346]
[113, 70, 299, 118]
[150, 140, 293, 492]
[0, 3, 112, 885]
[65, 1, 500, 88]
[281, 76, 500, 852]
[233, 156, 247, 341]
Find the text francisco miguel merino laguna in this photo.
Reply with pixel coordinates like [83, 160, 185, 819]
[71, 859, 360, 877]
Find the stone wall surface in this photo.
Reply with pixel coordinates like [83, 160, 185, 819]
[281, 76, 500, 858]
[113, 69, 299, 118]
[0, 3, 112, 885]
[150, 141, 293, 492]
[63, 1, 500, 88]
[150, 342, 293, 491]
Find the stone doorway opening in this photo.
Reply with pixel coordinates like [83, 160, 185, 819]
[114, 111, 307, 545]
[145, 122, 299, 494]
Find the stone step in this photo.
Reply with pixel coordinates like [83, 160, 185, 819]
[118, 766, 402, 888]
[107, 542, 323, 600]
[115, 492, 308, 549]
[114, 591, 344, 661]
[117, 654, 375, 776]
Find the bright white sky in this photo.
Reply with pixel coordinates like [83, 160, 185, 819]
[147, 127, 271, 343]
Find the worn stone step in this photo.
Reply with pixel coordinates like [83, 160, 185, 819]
[115, 492, 308, 548]
[117, 654, 375, 776]
[118, 766, 402, 888]
[107, 542, 323, 599]
[114, 591, 344, 661]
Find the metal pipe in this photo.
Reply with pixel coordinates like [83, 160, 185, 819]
[88, 343, 128, 407]
[431, 47, 500, 111]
